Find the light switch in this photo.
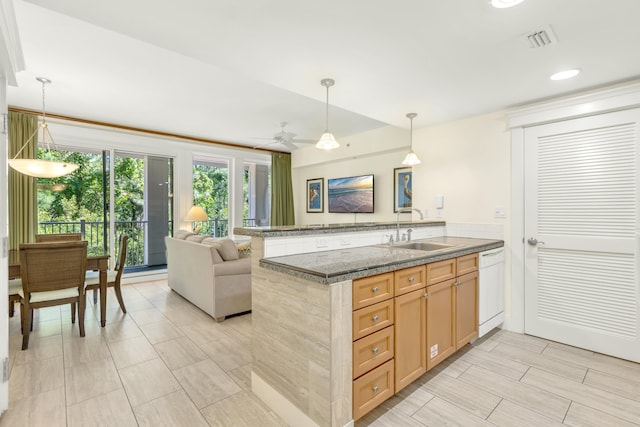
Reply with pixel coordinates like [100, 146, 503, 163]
[434, 195, 444, 209]
[494, 207, 507, 218]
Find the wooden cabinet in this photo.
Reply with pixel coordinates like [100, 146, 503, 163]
[394, 265, 425, 296]
[353, 299, 394, 341]
[426, 278, 456, 370]
[425, 253, 479, 371]
[352, 359, 395, 421]
[353, 326, 394, 379]
[394, 287, 427, 392]
[353, 272, 393, 310]
[455, 271, 479, 349]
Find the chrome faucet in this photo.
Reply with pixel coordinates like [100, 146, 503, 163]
[396, 208, 424, 242]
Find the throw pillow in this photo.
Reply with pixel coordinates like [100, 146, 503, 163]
[218, 238, 239, 261]
[201, 238, 224, 264]
[174, 230, 195, 240]
[186, 234, 207, 243]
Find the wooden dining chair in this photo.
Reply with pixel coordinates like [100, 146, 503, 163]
[86, 235, 129, 313]
[18, 241, 88, 350]
[35, 233, 82, 242]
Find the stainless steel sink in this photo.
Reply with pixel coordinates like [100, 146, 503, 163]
[393, 242, 453, 251]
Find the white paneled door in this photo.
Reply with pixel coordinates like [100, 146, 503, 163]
[524, 109, 640, 362]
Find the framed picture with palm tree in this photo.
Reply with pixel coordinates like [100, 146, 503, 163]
[307, 178, 324, 213]
[394, 167, 412, 212]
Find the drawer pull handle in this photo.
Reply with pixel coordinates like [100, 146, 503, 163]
[423, 292, 429, 299]
[372, 286, 379, 293]
[454, 281, 460, 287]
[372, 347, 379, 355]
[372, 385, 379, 393]
[409, 277, 415, 283]
[372, 315, 379, 323]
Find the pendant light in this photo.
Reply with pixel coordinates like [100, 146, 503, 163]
[315, 78, 340, 150]
[8, 77, 79, 178]
[402, 113, 421, 166]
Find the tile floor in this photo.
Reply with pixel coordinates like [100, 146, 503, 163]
[2, 280, 639, 426]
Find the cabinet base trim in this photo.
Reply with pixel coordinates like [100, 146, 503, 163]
[479, 312, 505, 338]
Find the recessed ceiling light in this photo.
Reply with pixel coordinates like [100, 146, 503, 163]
[550, 69, 581, 81]
[491, 0, 526, 8]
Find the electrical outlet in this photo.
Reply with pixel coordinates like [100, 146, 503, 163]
[316, 237, 328, 248]
[340, 237, 350, 246]
[435, 209, 443, 218]
[494, 207, 507, 218]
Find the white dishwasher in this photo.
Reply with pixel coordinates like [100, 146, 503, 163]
[478, 247, 505, 338]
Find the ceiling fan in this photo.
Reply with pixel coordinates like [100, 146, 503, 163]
[254, 122, 315, 150]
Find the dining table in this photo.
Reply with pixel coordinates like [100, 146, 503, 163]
[9, 248, 111, 327]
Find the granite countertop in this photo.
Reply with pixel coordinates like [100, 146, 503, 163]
[233, 220, 445, 237]
[259, 236, 504, 285]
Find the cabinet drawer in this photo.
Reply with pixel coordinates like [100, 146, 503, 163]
[353, 326, 394, 379]
[426, 258, 456, 285]
[457, 253, 479, 275]
[353, 273, 394, 310]
[353, 359, 395, 421]
[353, 299, 394, 341]
[394, 265, 426, 296]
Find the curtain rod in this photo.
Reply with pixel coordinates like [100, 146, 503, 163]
[8, 106, 285, 155]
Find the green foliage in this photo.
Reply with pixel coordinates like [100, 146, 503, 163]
[192, 164, 228, 219]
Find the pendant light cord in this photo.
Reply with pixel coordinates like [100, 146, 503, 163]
[325, 83, 329, 132]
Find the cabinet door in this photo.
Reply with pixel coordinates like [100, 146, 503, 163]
[394, 265, 426, 296]
[426, 258, 456, 286]
[426, 279, 456, 370]
[457, 253, 478, 276]
[455, 271, 479, 349]
[394, 288, 427, 392]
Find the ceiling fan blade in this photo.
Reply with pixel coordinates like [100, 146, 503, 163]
[282, 141, 297, 150]
[291, 139, 316, 145]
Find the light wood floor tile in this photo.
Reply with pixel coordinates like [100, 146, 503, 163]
[0, 387, 66, 427]
[134, 390, 209, 427]
[30, 318, 62, 338]
[179, 319, 228, 345]
[163, 305, 212, 327]
[521, 367, 640, 424]
[67, 389, 137, 427]
[197, 333, 251, 371]
[411, 396, 493, 427]
[459, 364, 570, 421]
[542, 345, 640, 380]
[564, 401, 640, 427]
[201, 390, 284, 427]
[13, 334, 62, 365]
[583, 369, 640, 401]
[173, 358, 241, 408]
[65, 356, 122, 405]
[108, 335, 158, 369]
[459, 346, 529, 380]
[116, 296, 155, 312]
[62, 335, 111, 368]
[154, 336, 208, 371]
[487, 398, 565, 427]
[8, 355, 65, 403]
[380, 381, 434, 417]
[119, 358, 181, 407]
[421, 369, 501, 418]
[546, 340, 596, 357]
[491, 342, 588, 383]
[139, 319, 183, 344]
[128, 307, 167, 326]
[61, 314, 103, 338]
[93, 305, 128, 324]
[492, 330, 549, 354]
[228, 363, 253, 392]
[357, 404, 426, 426]
[102, 318, 143, 343]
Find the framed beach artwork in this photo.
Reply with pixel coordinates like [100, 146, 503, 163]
[394, 167, 412, 212]
[306, 178, 324, 213]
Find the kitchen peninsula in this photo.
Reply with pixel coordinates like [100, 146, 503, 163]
[234, 222, 504, 427]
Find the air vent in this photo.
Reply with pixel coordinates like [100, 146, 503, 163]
[525, 25, 558, 48]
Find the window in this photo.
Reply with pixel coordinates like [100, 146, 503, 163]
[192, 157, 229, 237]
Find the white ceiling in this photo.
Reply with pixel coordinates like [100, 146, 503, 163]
[7, 0, 640, 151]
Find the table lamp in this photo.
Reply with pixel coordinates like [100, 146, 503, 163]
[185, 206, 209, 234]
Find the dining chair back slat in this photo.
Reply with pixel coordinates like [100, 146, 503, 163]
[35, 233, 82, 242]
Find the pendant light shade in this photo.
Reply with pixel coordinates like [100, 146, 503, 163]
[8, 77, 79, 178]
[402, 113, 421, 166]
[316, 78, 340, 150]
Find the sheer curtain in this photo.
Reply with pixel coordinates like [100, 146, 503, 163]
[8, 111, 38, 249]
[270, 152, 295, 226]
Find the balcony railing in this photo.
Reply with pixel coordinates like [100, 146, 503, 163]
[38, 217, 261, 268]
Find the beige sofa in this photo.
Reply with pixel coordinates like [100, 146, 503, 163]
[165, 232, 251, 321]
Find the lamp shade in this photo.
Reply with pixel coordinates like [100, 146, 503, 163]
[8, 158, 79, 178]
[185, 206, 209, 221]
[315, 132, 340, 150]
[402, 151, 421, 166]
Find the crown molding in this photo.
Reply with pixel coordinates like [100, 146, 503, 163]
[0, 0, 25, 85]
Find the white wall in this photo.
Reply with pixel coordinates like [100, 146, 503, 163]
[292, 125, 410, 224]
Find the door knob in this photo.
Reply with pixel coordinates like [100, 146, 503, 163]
[528, 237, 546, 246]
